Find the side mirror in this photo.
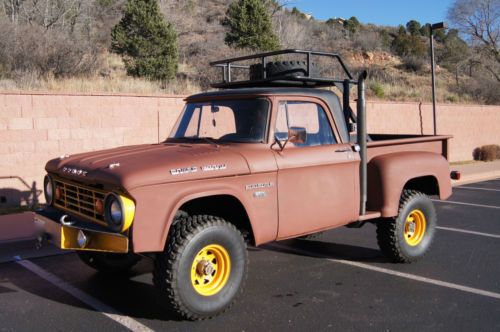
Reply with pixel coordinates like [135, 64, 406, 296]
[288, 126, 307, 144]
[274, 127, 307, 151]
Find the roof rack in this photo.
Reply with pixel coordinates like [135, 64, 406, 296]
[210, 49, 356, 89]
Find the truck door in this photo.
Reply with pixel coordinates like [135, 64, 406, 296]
[273, 99, 360, 239]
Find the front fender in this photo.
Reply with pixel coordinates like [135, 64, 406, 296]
[367, 151, 452, 217]
[128, 173, 278, 252]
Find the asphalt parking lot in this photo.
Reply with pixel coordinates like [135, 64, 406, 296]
[1, 179, 499, 331]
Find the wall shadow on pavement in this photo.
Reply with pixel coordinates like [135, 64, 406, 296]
[0, 176, 42, 211]
[266, 238, 391, 264]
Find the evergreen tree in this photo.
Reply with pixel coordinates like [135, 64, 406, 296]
[344, 16, 361, 34]
[291, 6, 307, 19]
[224, 0, 280, 51]
[398, 25, 407, 35]
[420, 23, 431, 36]
[406, 20, 422, 36]
[392, 33, 427, 57]
[111, 0, 178, 82]
[439, 29, 470, 71]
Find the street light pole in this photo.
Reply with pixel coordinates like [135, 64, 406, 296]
[429, 22, 446, 135]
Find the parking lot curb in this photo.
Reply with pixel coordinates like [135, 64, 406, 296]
[452, 170, 500, 186]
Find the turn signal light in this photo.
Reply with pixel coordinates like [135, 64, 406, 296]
[95, 199, 104, 215]
[55, 187, 62, 200]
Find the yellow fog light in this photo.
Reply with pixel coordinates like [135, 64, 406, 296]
[77, 230, 89, 248]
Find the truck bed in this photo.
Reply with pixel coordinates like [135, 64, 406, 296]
[367, 134, 452, 161]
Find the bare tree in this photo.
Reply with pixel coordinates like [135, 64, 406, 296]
[448, 0, 499, 81]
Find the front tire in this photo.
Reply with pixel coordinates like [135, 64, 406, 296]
[376, 190, 437, 263]
[153, 215, 248, 320]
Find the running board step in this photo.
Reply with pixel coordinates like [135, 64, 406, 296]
[358, 211, 382, 221]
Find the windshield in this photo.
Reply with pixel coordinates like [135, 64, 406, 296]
[169, 99, 270, 143]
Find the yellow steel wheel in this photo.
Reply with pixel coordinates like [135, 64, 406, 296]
[404, 209, 426, 246]
[191, 244, 231, 296]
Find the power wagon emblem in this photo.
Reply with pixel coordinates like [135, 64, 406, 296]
[170, 164, 226, 176]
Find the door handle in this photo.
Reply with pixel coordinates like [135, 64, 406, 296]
[335, 148, 351, 153]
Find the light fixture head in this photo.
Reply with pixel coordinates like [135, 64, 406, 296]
[431, 22, 447, 30]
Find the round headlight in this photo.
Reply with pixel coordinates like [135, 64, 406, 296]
[44, 175, 54, 205]
[104, 193, 135, 233]
[110, 199, 122, 223]
[105, 194, 124, 232]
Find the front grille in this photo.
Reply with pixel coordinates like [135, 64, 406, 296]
[54, 178, 107, 225]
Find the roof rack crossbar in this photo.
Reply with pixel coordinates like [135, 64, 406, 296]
[210, 49, 354, 88]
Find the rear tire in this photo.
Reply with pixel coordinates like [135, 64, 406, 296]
[376, 190, 436, 263]
[153, 215, 248, 320]
[77, 252, 141, 274]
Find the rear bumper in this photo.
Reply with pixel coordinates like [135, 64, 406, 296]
[34, 207, 129, 253]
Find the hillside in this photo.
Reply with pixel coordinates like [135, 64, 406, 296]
[0, 0, 497, 104]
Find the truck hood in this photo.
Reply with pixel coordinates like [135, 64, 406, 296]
[45, 143, 250, 190]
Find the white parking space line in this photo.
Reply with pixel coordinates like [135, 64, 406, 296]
[16, 260, 153, 332]
[437, 226, 500, 239]
[456, 187, 500, 192]
[269, 243, 500, 301]
[431, 199, 500, 209]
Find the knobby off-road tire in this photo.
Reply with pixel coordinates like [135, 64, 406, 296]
[153, 215, 248, 320]
[77, 252, 141, 274]
[376, 190, 437, 263]
[249, 61, 319, 80]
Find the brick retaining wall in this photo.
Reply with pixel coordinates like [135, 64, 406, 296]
[1, 92, 499, 208]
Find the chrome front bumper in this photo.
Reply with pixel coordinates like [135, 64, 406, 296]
[34, 207, 129, 253]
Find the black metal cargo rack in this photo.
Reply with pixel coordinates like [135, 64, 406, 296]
[210, 49, 356, 89]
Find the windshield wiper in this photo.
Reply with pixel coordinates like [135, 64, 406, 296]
[178, 137, 219, 147]
[199, 137, 219, 147]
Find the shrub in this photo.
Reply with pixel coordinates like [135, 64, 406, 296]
[401, 55, 426, 72]
[344, 16, 361, 35]
[370, 81, 385, 98]
[0, 23, 101, 78]
[223, 0, 280, 51]
[111, 0, 178, 82]
[476, 145, 500, 161]
[353, 31, 381, 51]
[391, 31, 427, 58]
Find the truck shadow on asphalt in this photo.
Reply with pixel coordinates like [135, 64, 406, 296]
[4, 257, 187, 322]
[5, 239, 389, 323]
[265, 239, 390, 264]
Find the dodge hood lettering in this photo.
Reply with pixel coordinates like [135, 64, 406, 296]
[45, 143, 250, 190]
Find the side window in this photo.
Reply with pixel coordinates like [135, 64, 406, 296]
[275, 101, 337, 146]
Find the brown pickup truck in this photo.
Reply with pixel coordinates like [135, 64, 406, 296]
[36, 50, 452, 320]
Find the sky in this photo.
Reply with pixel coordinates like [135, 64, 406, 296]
[285, 0, 454, 27]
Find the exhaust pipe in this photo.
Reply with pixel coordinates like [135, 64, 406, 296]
[357, 71, 368, 216]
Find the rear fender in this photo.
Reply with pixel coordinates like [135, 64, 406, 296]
[367, 151, 452, 217]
